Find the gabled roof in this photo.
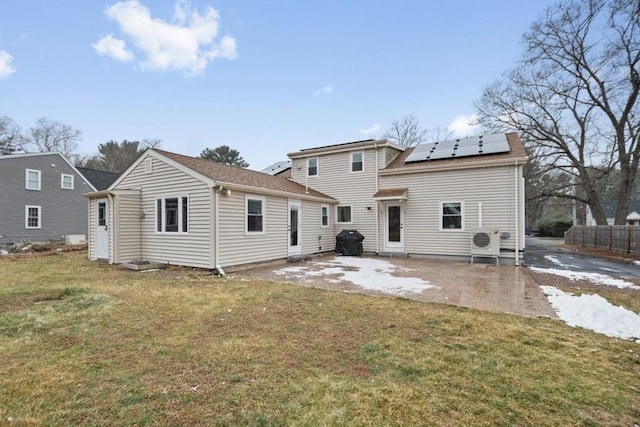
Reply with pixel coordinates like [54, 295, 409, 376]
[76, 167, 120, 191]
[597, 200, 640, 218]
[153, 149, 336, 202]
[288, 138, 404, 158]
[0, 151, 98, 191]
[381, 132, 528, 175]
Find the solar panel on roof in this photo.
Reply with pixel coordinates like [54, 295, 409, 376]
[404, 134, 510, 163]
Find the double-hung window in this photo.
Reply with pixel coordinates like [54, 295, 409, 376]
[321, 205, 329, 227]
[61, 174, 74, 189]
[336, 205, 352, 224]
[308, 158, 318, 177]
[156, 196, 188, 233]
[25, 206, 41, 229]
[246, 196, 265, 233]
[26, 169, 41, 190]
[440, 201, 464, 230]
[351, 152, 363, 172]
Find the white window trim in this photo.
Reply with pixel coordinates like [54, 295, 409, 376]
[336, 205, 353, 224]
[439, 201, 465, 232]
[307, 157, 319, 177]
[321, 204, 329, 228]
[25, 205, 41, 229]
[26, 169, 41, 191]
[61, 174, 74, 190]
[155, 195, 189, 234]
[245, 195, 266, 235]
[350, 151, 364, 173]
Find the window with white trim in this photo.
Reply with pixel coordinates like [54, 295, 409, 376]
[321, 205, 329, 227]
[156, 196, 188, 233]
[440, 201, 464, 230]
[351, 152, 363, 172]
[61, 174, 74, 189]
[26, 169, 41, 190]
[336, 205, 352, 223]
[246, 196, 265, 233]
[25, 205, 41, 229]
[308, 158, 318, 177]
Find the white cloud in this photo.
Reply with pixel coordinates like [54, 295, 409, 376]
[314, 84, 333, 97]
[448, 114, 479, 137]
[92, 34, 134, 62]
[96, 0, 237, 76]
[0, 51, 16, 79]
[360, 123, 380, 135]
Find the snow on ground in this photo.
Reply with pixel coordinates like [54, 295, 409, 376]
[544, 255, 579, 269]
[635, 260, 640, 266]
[529, 266, 640, 290]
[275, 257, 439, 296]
[540, 286, 640, 343]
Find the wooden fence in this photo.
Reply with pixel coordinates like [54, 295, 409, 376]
[564, 225, 640, 256]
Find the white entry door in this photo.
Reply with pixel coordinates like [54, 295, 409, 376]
[384, 203, 404, 251]
[288, 200, 302, 256]
[96, 198, 109, 259]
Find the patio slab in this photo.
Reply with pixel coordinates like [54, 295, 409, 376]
[238, 254, 557, 318]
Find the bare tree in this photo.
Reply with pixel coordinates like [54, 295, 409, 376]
[476, 0, 639, 225]
[19, 117, 82, 158]
[200, 145, 249, 167]
[383, 115, 427, 147]
[0, 116, 21, 154]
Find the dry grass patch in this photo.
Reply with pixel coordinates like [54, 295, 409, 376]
[1, 252, 639, 426]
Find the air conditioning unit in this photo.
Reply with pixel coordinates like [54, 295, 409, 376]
[470, 228, 500, 263]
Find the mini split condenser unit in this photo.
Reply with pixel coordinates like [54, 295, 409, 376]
[470, 228, 500, 264]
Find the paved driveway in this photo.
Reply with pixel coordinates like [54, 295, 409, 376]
[524, 237, 640, 280]
[238, 255, 556, 318]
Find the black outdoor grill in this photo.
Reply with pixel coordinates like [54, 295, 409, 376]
[335, 229, 364, 256]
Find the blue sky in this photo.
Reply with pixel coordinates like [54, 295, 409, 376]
[0, 0, 555, 170]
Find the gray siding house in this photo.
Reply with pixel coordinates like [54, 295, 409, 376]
[0, 152, 98, 244]
[86, 133, 528, 269]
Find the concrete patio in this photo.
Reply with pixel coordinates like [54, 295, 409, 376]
[237, 254, 557, 318]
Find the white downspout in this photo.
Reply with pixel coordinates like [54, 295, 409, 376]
[514, 162, 520, 266]
[213, 185, 225, 276]
[375, 141, 380, 254]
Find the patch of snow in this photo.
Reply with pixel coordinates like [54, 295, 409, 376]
[634, 260, 640, 266]
[0, 250, 8, 256]
[540, 286, 640, 343]
[529, 266, 640, 290]
[544, 255, 578, 269]
[274, 257, 439, 296]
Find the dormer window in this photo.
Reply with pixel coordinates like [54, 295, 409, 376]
[308, 158, 318, 177]
[351, 152, 363, 172]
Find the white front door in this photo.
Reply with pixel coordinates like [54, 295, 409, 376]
[96, 198, 109, 259]
[288, 200, 302, 256]
[384, 203, 404, 251]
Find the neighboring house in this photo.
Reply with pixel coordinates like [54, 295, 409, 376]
[85, 132, 528, 269]
[261, 160, 292, 178]
[0, 152, 99, 245]
[76, 167, 120, 191]
[585, 200, 640, 226]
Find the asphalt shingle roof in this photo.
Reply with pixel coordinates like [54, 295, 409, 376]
[155, 149, 335, 201]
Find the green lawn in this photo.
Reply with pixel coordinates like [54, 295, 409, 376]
[1, 251, 638, 426]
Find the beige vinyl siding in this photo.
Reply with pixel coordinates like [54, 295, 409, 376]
[217, 191, 288, 267]
[379, 165, 520, 258]
[291, 149, 379, 252]
[117, 156, 213, 269]
[113, 192, 142, 263]
[382, 146, 402, 168]
[301, 199, 335, 255]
